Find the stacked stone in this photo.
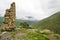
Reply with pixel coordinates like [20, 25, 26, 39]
[2, 2, 16, 30]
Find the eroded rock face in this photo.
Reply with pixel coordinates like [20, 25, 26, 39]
[1, 2, 16, 31]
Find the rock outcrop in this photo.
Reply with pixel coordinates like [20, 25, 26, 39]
[1, 2, 16, 31]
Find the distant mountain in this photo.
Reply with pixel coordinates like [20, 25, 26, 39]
[0, 16, 38, 26]
[32, 12, 60, 34]
[16, 19, 38, 26]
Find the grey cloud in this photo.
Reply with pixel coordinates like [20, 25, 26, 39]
[0, 0, 60, 20]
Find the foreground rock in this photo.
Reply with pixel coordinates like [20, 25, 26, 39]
[0, 29, 60, 40]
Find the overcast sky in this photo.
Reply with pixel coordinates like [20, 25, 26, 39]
[0, 0, 60, 20]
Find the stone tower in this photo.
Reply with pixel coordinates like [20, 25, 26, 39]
[2, 2, 16, 31]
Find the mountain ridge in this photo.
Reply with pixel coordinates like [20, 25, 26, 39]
[32, 12, 60, 34]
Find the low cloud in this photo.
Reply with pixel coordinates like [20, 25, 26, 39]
[0, 0, 60, 20]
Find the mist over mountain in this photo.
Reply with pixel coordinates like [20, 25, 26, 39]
[1, 0, 60, 20]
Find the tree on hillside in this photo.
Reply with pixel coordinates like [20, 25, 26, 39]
[20, 22, 32, 29]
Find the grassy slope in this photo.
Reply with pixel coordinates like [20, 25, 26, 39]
[32, 12, 60, 34]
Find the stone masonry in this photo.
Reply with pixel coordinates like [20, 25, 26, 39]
[2, 2, 16, 30]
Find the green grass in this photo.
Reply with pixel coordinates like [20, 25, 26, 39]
[20, 29, 51, 40]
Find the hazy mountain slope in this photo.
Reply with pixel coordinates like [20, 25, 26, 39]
[16, 19, 38, 26]
[0, 17, 3, 26]
[0, 16, 38, 26]
[32, 12, 60, 34]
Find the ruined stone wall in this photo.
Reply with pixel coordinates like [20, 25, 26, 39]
[2, 2, 16, 30]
